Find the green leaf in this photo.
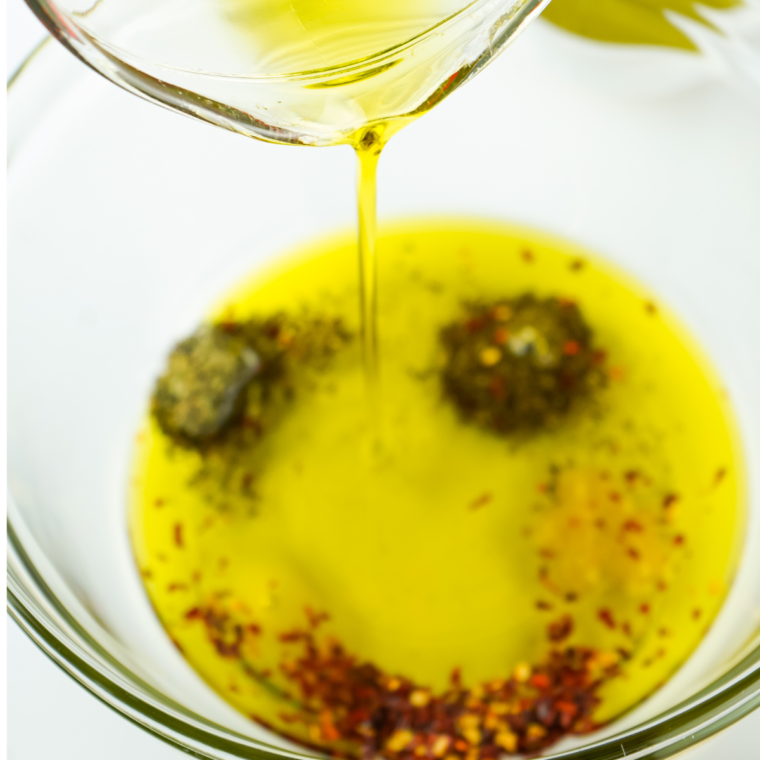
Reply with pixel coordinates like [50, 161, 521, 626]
[543, 0, 742, 50]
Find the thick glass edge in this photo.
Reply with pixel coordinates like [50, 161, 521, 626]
[18, 0, 552, 145]
[7, 28, 760, 760]
[8, 506, 760, 760]
[26, 0, 547, 82]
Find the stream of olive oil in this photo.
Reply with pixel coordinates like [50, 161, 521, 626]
[131, 220, 744, 745]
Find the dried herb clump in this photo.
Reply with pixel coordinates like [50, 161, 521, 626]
[440, 294, 602, 435]
[152, 326, 259, 446]
[152, 314, 350, 449]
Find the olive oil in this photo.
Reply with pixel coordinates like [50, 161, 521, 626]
[131, 219, 744, 749]
[73, 0, 527, 145]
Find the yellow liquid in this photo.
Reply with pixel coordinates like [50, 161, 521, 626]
[131, 220, 744, 746]
[219, 0, 473, 74]
[77, 0, 508, 145]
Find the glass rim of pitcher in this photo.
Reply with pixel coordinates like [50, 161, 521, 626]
[24, 0, 548, 83]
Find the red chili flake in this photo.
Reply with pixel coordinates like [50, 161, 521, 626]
[154, 498, 165, 508]
[569, 259, 585, 272]
[466, 317, 487, 334]
[639, 604, 651, 615]
[623, 520, 643, 533]
[644, 301, 658, 316]
[209, 604, 609, 754]
[242, 416, 263, 433]
[529, 673, 550, 690]
[692, 609, 702, 621]
[627, 547, 641, 561]
[663, 493, 679, 509]
[616, 648, 632, 662]
[608, 491, 621, 503]
[547, 614, 574, 643]
[673, 534, 685, 546]
[714, 468, 727, 485]
[242, 473, 255, 491]
[173, 523, 184, 548]
[563, 340, 581, 356]
[658, 628, 671, 638]
[538, 548, 556, 559]
[594, 518, 607, 530]
[305, 607, 330, 629]
[167, 583, 188, 593]
[624, 470, 640, 485]
[535, 600, 554, 611]
[598, 608, 616, 630]
[591, 350, 607, 366]
[565, 591, 579, 603]
[521, 249, 535, 263]
[621, 622, 632, 638]
[185, 607, 203, 620]
[279, 630, 306, 643]
[248, 624, 263, 636]
[469, 493, 493, 511]
[488, 376, 506, 402]
[493, 327, 508, 345]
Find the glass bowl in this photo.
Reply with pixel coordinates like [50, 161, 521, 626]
[8, 18, 760, 760]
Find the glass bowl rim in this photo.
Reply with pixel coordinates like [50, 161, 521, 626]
[7, 36, 760, 760]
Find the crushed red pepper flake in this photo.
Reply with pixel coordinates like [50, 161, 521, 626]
[673, 534, 685, 547]
[597, 609, 616, 630]
[305, 607, 331, 629]
[173, 523, 184, 548]
[663, 493, 679, 509]
[469, 493, 493, 511]
[547, 615, 574, 643]
[184, 607, 618, 758]
[273, 626, 614, 758]
[692, 609, 702, 621]
[536, 600, 554, 612]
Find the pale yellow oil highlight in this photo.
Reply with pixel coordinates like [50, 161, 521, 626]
[131, 220, 744, 740]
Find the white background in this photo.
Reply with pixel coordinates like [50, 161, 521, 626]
[6, 0, 760, 757]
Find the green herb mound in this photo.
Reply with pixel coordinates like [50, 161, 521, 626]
[440, 294, 603, 435]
